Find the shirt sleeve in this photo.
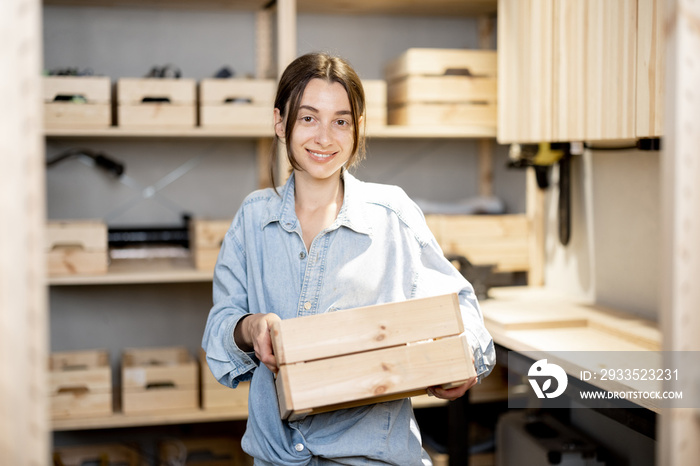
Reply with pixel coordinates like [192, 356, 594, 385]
[201, 217, 259, 388]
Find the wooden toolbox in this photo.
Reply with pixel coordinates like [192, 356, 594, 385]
[425, 214, 530, 273]
[362, 79, 387, 128]
[117, 78, 196, 128]
[42, 76, 112, 129]
[271, 293, 475, 420]
[53, 444, 142, 466]
[199, 79, 275, 128]
[121, 346, 198, 414]
[385, 48, 497, 127]
[49, 349, 113, 419]
[189, 218, 230, 271]
[46, 220, 108, 276]
[199, 349, 250, 411]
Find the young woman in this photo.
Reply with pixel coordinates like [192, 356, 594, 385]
[202, 52, 495, 465]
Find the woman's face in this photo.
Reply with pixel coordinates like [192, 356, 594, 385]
[275, 78, 355, 185]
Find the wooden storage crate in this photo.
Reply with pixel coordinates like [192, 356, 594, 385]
[53, 444, 142, 466]
[159, 437, 253, 466]
[189, 219, 230, 271]
[43, 76, 112, 129]
[49, 349, 112, 419]
[271, 294, 475, 420]
[199, 349, 249, 411]
[117, 78, 196, 128]
[121, 346, 198, 414]
[362, 79, 387, 128]
[46, 220, 108, 276]
[425, 214, 530, 273]
[199, 79, 275, 128]
[385, 48, 497, 127]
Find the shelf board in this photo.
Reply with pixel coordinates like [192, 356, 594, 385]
[52, 407, 248, 431]
[48, 258, 213, 285]
[44, 125, 496, 140]
[43, 0, 497, 16]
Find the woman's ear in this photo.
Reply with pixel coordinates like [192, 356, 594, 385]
[274, 108, 285, 140]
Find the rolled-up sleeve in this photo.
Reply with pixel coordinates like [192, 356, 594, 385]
[201, 220, 259, 388]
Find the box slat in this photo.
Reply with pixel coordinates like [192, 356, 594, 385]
[117, 104, 196, 128]
[385, 48, 497, 81]
[387, 75, 497, 105]
[270, 293, 462, 365]
[43, 76, 111, 103]
[117, 78, 196, 104]
[46, 220, 107, 251]
[276, 333, 474, 420]
[199, 79, 275, 105]
[362, 80, 387, 105]
[200, 105, 272, 128]
[44, 103, 111, 129]
[388, 102, 497, 127]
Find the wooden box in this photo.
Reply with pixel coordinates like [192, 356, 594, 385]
[271, 293, 475, 420]
[121, 346, 198, 414]
[43, 76, 112, 129]
[385, 48, 497, 127]
[46, 220, 108, 276]
[425, 214, 530, 273]
[49, 350, 112, 419]
[53, 444, 141, 466]
[189, 219, 230, 271]
[199, 349, 249, 411]
[199, 79, 275, 128]
[117, 78, 196, 128]
[159, 437, 253, 466]
[362, 79, 387, 128]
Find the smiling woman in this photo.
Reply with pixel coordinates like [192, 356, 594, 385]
[202, 52, 495, 465]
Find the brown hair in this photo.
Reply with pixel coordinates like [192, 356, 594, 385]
[270, 52, 366, 189]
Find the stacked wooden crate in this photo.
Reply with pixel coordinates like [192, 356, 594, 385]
[362, 79, 388, 128]
[42, 76, 112, 129]
[199, 349, 250, 412]
[189, 218, 230, 271]
[117, 78, 196, 128]
[385, 48, 497, 128]
[199, 79, 276, 128]
[49, 349, 113, 419]
[46, 220, 109, 276]
[271, 294, 475, 420]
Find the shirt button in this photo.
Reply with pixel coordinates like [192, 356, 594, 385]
[304, 302, 311, 310]
[299, 251, 306, 259]
[295, 443, 304, 452]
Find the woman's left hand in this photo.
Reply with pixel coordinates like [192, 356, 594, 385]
[427, 377, 478, 401]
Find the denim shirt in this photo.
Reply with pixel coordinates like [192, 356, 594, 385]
[202, 171, 495, 465]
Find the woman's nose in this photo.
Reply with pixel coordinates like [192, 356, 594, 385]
[314, 122, 331, 145]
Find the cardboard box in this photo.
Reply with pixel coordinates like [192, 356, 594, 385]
[199, 349, 249, 411]
[271, 294, 475, 420]
[199, 79, 275, 128]
[189, 219, 230, 271]
[49, 349, 112, 419]
[121, 346, 198, 414]
[46, 220, 108, 276]
[117, 78, 196, 128]
[385, 48, 497, 127]
[43, 76, 112, 129]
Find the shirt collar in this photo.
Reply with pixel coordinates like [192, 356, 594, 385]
[261, 170, 372, 236]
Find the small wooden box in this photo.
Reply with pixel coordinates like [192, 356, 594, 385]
[43, 76, 112, 129]
[199, 349, 250, 411]
[53, 444, 141, 466]
[385, 48, 497, 127]
[121, 346, 198, 414]
[425, 214, 530, 273]
[271, 294, 475, 420]
[199, 79, 275, 128]
[46, 220, 108, 276]
[49, 350, 112, 419]
[159, 437, 253, 466]
[189, 219, 230, 271]
[117, 78, 196, 128]
[362, 80, 387, 128]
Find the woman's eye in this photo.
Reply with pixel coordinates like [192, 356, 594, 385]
[301, 116, 314, 123]
[336, 119, 349, 126]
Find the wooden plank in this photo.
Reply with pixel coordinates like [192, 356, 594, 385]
[385, 49, 497, 81]
[118, 104, 197, 128]
[271, 294, 462, 365]
[388, 102, 496, 127]
[277, 334, 474, 420]
[636, 0, 664, 137]
[526, 169, 545, 285]
[0, 0, 48, 463]
[117, 78, 196, 105]
[46, 220, 107, 251]
[199, 79, 275, 105]
[42, 76, 111, 103]
[387, 76, 496, 105]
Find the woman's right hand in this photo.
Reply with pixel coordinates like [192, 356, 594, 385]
[235, 313, 282, 374]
